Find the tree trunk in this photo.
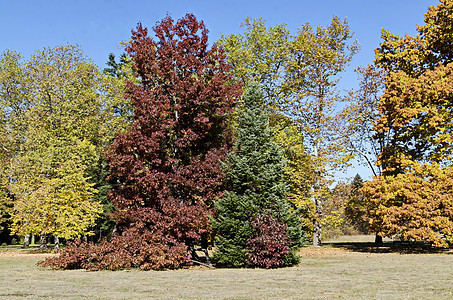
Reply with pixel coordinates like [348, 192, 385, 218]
[54, 235, 60, 252]
[312, 219, 322, 247]
[312, 140, 322, 247]
[97, 225, 102, 243]
[23, 234, 30, 248]
[31, 234, 35, 245]
[112, 224, 117, 237]
[375, 233, 383, 245]
[39, 233, 48, 250]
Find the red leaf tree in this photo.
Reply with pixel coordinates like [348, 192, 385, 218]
[109, 13, 240, 261]
[40, 14, 240, 270]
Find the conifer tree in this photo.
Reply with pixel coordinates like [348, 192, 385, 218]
[212, 86, 303, 268]
[220, 16, 359, 247]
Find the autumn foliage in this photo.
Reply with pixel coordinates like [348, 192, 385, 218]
[363, 162, 453, 247]
[246, 212, 292, 269]
[363, 0, 453, 247]
[41, 14, 240, 270]
[38, 229, 189, 270]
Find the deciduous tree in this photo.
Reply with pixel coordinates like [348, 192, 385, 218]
[342, 65, 386, 178]
[0, 51, 27, 243]
[285, 17, 359, 246]
[340, 65, 386, 243]
[363, 0, 453, 247]
[3, 46, 112, 247]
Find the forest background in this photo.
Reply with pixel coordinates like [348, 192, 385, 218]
[0, 0, 451, 270]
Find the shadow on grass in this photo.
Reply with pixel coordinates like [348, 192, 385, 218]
[324, 241, 453, 254]
[0, 244, 56, 253]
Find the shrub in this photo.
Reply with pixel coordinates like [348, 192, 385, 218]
[246, 212, 296, 268]
[38, 228, 190, 271]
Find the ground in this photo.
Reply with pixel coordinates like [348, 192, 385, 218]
[0, 235, 452, 299]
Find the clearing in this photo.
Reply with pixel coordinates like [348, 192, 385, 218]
[0, 235, 452, 299]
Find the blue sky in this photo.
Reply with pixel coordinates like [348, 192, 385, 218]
[1, 1, 438, 70]
[0, 0, 440, 180]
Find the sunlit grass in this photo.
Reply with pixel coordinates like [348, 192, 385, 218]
[0, 236, 452, 299]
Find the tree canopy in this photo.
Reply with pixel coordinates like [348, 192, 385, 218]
[363, 0, 453, 247]
[0, 46, 112, 241]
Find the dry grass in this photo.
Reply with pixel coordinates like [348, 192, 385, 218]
[0, 236, 452, 299]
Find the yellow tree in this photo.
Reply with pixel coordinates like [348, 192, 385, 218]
[271, 115, 314, 232]
[0, 50, 28, 243]
[282, 16, 359, 246]
[7, 46, 110, 249]
[220, 17, 291, 105]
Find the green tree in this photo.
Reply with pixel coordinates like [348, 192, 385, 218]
[212, 86, 303, 268]
[104, 53, 128, 78]
[344, 174, 369, 234]
[221, 16, 359, 246]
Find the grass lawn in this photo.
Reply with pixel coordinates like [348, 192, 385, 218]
[0, 235, 452, 299]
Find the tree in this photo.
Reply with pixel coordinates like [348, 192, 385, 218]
[284, 17, 359, 246]
[104, 53, 129, 78]
[86, 51, 135, 243]
[220, 16, 359, 246]
[272, 115, 314, 234]
[342, 65, 386, 178]
[219, 18, 313, 210]
[41, 14, 240, 270]
[0, 50, 28, 243]
[1, 45, 116, 249]
[0, 158, 13, 243]
[343, 174, 369, 234]
[220, 17, 291, 104]
[212, 86, 303, 268]
[10, 138, 102, 248]
[340, 65, 386, 243]
[363, 0, 453, 247]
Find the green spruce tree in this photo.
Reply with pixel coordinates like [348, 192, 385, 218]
[212, 86, 303, 268]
